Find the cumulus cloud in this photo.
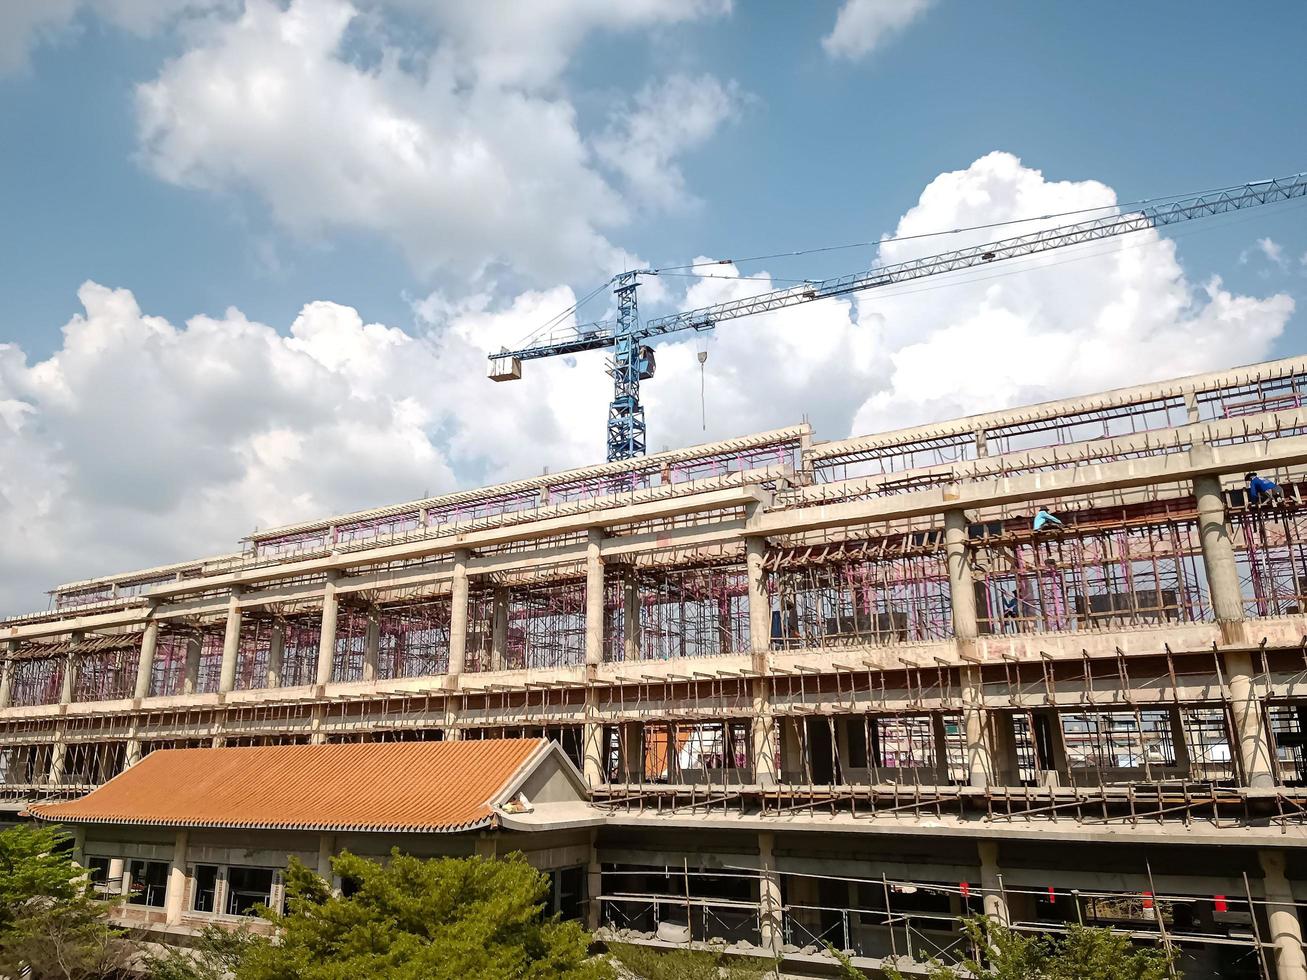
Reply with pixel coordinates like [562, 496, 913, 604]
[0, 153, 1293, 615]
[133, 0, 738, 286]
[823, 0, 934, 61]
[0, 0, 230, 74]
[594, 74, 745, 210]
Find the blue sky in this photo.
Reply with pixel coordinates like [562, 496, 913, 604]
[0, 0, 1305, 611]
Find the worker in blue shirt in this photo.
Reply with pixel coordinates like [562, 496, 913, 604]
[1246, 472, 1284, 507]
[1032, 507, 1064, 532]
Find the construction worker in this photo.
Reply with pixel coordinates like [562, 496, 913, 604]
[1001, 591, 1020, 633]
[1032, 507, 1064, 532]
[1245, 472, 1284, 507]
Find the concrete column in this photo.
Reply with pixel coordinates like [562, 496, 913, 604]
[266, 621, 285, 689]
[1260, 850, 1307, 980]
[490, 587, 509, 672]
[758, 831, 783, 954]
[1196, 474, 1245, 625]
[474, 834, 497, 860]
[107, 857, 125, 896]
[1167, 705, 1193, 774]
[1032, 708, 1070, 787]
[583, 689, 604, 788]
[317, 833, 336, 883]
[1229, 650, 1277, 789]
[780, 716, 803, 782]
[962, 666, 993, 789]
[164, 829, 189, 925]
[218, 590, 242, 694]
[133, 621, 158, 700]
[945, 510, 979, 641]
[932, 712, 952, 785]
[363, 609, 381, 682]
[621, 721, 643, 782]
[124, 736, 142, 768]
[584, 530, 605, 667]
[752, 679, 777, 786]
[316, 573, 340, 688]
[60, 632, 80, 705]
[0, 645, 14, 709]
[586, 828, 603, 931]
[989, 712, 1022, 786]
[449, 550, 470, 677]
[978, 839, 1009, 926]
[48, 731, 67, 785]
[182, 636, 202, 695]
[71, 825, 86, 867]
[746, 536, 771, 666]
[622, 574, 640, 662]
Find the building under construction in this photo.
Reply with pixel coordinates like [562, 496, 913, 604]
[7, 354, 1307, 978]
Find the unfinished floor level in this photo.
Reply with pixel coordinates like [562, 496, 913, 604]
[9, 355, 1307, 977]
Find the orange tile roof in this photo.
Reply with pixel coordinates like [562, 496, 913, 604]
[31, 739, 547, 833]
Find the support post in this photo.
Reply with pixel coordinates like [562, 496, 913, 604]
[944, 509, 979, 640]
[316, 572, 340, 688]
[758, 831, 783, 954]
[134, 620, 158, 700]
[266, 621, 285, 689]
[449, 550, 470, 678]
[585, 529, 604, 667]
[746, 535, 770, 667]
[317, 833, 336, 886]
[490, 587, 509, 672]
[962, 665, 994, 789]
[586, 828, 603, 932]
[583, 689, 604, 789]
[60, 632, 80, 705]
[1196, 475, 1276, 787]
[932, 712, 952, 785]
[218, 590, 242, 694]
[0, 643, 14, 709]
[182, 636, 201, 696]
[978, 839, 1010, 926]
[622, 573, 640, 662]
[1260, 850, 1307, 980]
[752, 678, 777, 787]
[164, 829, 189, 925]
[363, 609, 381, 682]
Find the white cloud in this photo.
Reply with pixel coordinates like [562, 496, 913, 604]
[0, 153, 1293, 615]
[1258, 237, 1286, 267]
[594, 74, 745, 210]
[134, 0, 738, 286]
[0, 0, 229, 75]
[823, 0, 934, 61]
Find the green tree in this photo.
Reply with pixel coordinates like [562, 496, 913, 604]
[883, 916, 1176, 980]
[609, 942, 777, 979]
[0, 823, 128, 980]
[144, 923, 267, 980]
[237, 850, 612, 980]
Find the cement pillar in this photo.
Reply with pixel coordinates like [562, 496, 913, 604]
[586, 828, 602, 931]
[944, 510, 979, 640]
[583, 688, 604, 788]
[107, 857, 125, 896]
[124, 737, 142, 768]
[133, 620, 158, 700]
[621, 721, 643, 782]
[60, 632, 80, 705]
[475, 834, 497, 859]
[48, 732, 66, 785]
[962, 666, 994, 788]
[218, 590, 242, 694]
[978, 839, 1009, 926]
[316, 573, 340, 688]
[746, 536, 770, 664]
[1167, 705, 1192, 774]
[622, 574, 640, 661]
[70, 825, 86, 867]
[182, 636, 201, 695]
[0, 646, 13, 709]
[266, 622, 285, 688]
[1229, 650, 1277, 788]
[584, 530, 604, 667]
[989, 712, 1022, 786]
[835, 717, 853, 783]
[449, 550, 470, 677]
[317, 834, 335, 883]
[1032, 708, 1070, 787]
[1260, 850, 1307, 980]
[758, 831, 783, 954]
[932, 712, 952, 785]
[752, 679, 777, 786]
[363, 609, 381, 682]
[490, 587, 509, 672]
[164, 829, 189, 925]
[780, 716, 803, 781]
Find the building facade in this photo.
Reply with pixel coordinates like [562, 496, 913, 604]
[6, 355, 1307, 976]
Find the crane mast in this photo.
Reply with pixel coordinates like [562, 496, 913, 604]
[489, 171, 1307, 462]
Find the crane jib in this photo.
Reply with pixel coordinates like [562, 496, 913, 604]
[487, 170, 1307, 461]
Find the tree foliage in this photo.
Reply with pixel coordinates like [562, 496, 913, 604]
[0, 823, 128, 980]
[609, 942, 777, 980]
[236, 850, 611, 980]
[144, 923, 267, 980]
[884, 916, 1177, 980]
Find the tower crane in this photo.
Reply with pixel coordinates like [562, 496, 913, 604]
[489, 172, 1307, 463]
